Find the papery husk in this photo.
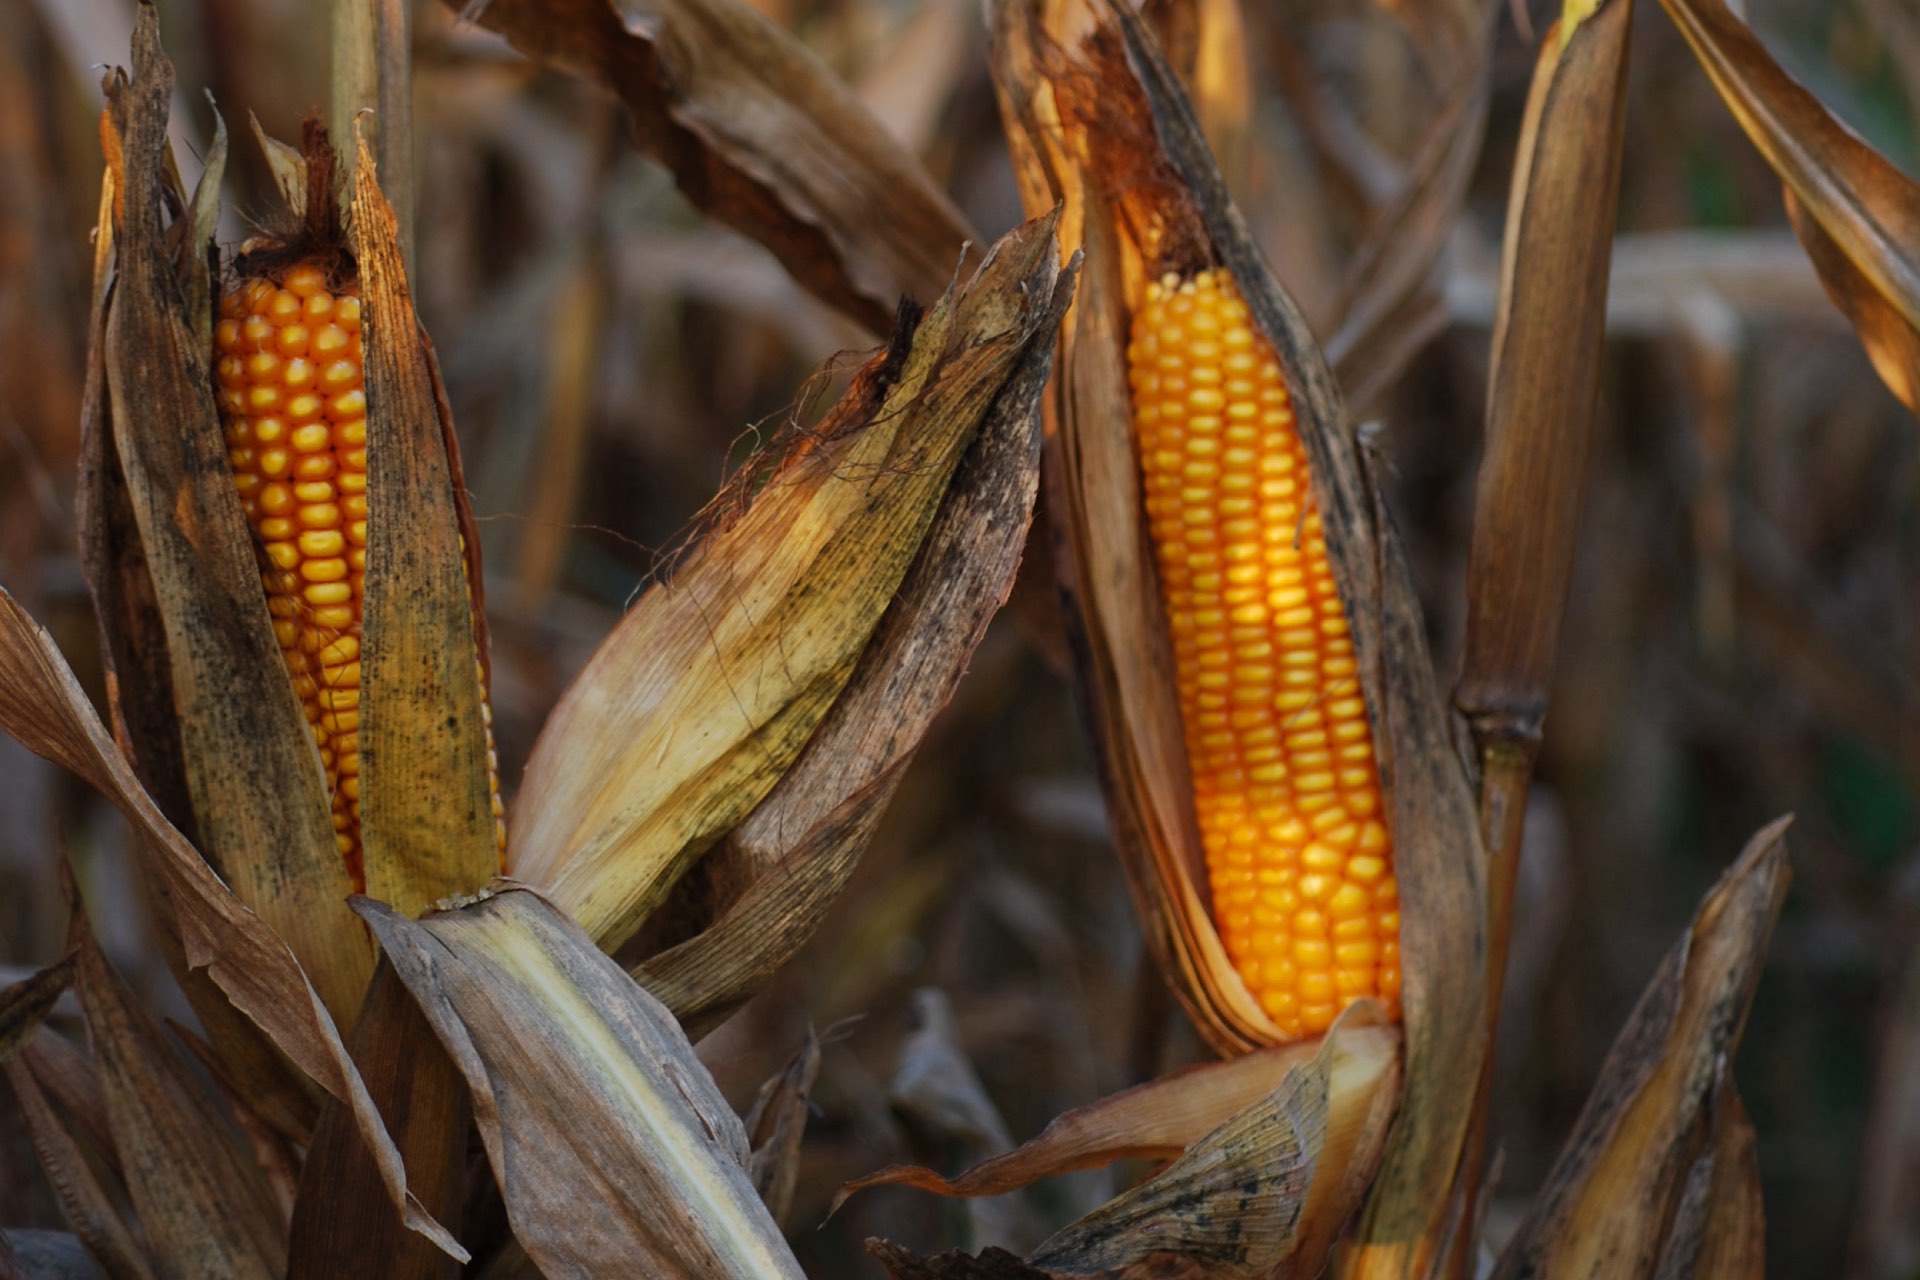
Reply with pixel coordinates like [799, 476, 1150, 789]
[345, 127, 500, 916]
[850, 1010, 1401, 1279]
[630, 221, 1072, 1033]
[512, 213, 1068, 957]
[0, 955, 74, 1066]
[86, 2, 372, 1032]
[1491, 818, 1788, 1279]
[991, 6, 1488, 1272]
[357, 886, 805, 1279]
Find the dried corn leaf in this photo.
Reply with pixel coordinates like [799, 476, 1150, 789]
[0, 590, 462, 1260]
[356, 887, 804, 1279]
[93, 8, 371, 1026]
[69, 893, 286, 1279]
[632, 228, 1072, 1031]
[744, 1028, 820, 1228]
[0, 955, 75, 1066]
[1458, 0, 1633, 745]
[1783, 189, 1919, 413]
[514, 213, 1065, 955]
[1659, 0, 1920, 408]
[451, 0, 976, 333]
[347, 131, 499, 916]
[1490, 817, 1789, 1279]
[286, 960, 468, 1280]
[840, 1028, 1378, 1203]
[3, 1049, 152, 1280]
[1030, 1008, 1397, 1279]
[1684, 1091, 1764, 1279]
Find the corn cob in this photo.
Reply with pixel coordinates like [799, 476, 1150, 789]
[1127, 269, 1399, 1039]
[215, 262, 506, 888]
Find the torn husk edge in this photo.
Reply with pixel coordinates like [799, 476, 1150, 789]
[991, 2, 1489, 1266]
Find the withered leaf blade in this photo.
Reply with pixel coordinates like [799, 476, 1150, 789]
[744, 1028, 821, 1228]
[1025, 1011, 1399, 1279]
[839, 1032, 1353, 1204]
[1491, 817, 1790, 1280]
[450, 0, 975, 332]
[1457, 0, 1634, 745]
[632, 233, 1073, 1031]
[1784, 188, 1920, 413]
[514, 213, 1064, 956]
[1684, 1091, 1765, 1279]
[96, 5, 370, 1027]
[0, 589, 463, 1260]
[1659, 0, 1920, 357]
[356, 887, 805, 1279]
[2, 1051, 153, 1280]
[70, 894, 287, 1278]
[0, 954, 76, 1067]
[348, 130, 498, 916]
[286, 960, 468, 1280]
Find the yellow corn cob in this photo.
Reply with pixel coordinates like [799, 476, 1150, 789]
[1127, 269, 1399, 1039]
[215, 262, 506, 889]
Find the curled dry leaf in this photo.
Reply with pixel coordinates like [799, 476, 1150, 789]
[0, 589, 459, 1259]
[357, 887, 805, 1280]
[1658, 0, 1920, 412]
[513, 212, 1067, 958]
[840, 1031, 1352, 1204]
[744, 1028, 821, 1229]
[67, 884, 287, 1279]
[632, 220, 1072, 1033]
[850, 1011, 1400, 1280]
[0, 1047, 155, 1280]
[1491, 817, 1790, 1280]
[0, 954, 75, 1067]
[449, 0, 976, 333]
[991, 7, 1487, 1272]
[346, 127, 499, 917]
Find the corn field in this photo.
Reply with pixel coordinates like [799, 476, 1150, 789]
[0, 0, 1915, 1276]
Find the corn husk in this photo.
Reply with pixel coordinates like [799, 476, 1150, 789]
[357, 886, 805, 1279]
[512, 212, 1072, 960]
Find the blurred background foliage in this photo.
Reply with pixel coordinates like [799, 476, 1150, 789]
[0, 0, 1914, 1274]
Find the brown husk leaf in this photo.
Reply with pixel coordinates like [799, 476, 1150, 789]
[346, 127, 500, 915]
[448, 0, 976, 333]
[3, 1042, 154, 1280]
[1490, 817, 1789, 1279]
[0, 955, 76, 1068]
[630, 220, 1073, 1032]
[0, 590, 462, 1259]
[356, 886, 804, 1279]
[88, 4, 372, 1029]
[512, 213, 1067, 958]
[285, 960, 469, 1280]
